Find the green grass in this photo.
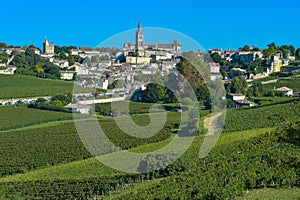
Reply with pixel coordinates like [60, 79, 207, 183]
[0, 74, 74, 98]
[0, 107, 73, 131]
[238, 188, 300, 200]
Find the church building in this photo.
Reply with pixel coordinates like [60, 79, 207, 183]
[123, 21, 182, 56]
[43, 37, 54, 54]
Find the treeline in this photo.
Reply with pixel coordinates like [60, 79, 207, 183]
[28, 94, 72, 112]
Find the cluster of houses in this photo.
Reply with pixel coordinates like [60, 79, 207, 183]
[203, 47, 298, 79]
[0, 21, 298, 112]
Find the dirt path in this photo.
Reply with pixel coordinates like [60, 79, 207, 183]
[203, 112, 223, 135]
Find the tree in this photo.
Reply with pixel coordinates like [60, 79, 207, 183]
[143, 83, 168, 103]
[0, 52, 10, 64]
[296, 48, 300, 60]
[91, 55, 100, 63]
[252, 46, 260, 51]
[108, 79, 124, 89]
[0, 42, 7, 48]
[133, 51, 139, 57]
[210, 52, 222, 63]
[25, 48, 36, 67]
[51, 94, 72, 105]
[279, 45, 295, 58]
[227, 77, 247, 94]
[241, 45, 251, 52]
[35, 62, 44, 74]
[68, 54, 75, 66]
[220, 70, 228, 79]
[263, 42, 277, 57]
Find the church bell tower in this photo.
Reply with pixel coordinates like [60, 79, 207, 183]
[135, 20, 144, 51]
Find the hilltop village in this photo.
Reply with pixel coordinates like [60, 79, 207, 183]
[0, 21, 300, 110]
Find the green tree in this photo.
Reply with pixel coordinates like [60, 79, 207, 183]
[91, 55, 100, 63]
[263, 42, 277, 57]
[35, 62, 44, 74]
[143, 83, 169, 103]
[108, 79, 124, 89]
[227, 77, 247, 94]
[133, 51, 139, 57]
[0, 53, 9, 64]
[296, 48, 300, 60]
[210, 52, 222, 63]
[242, 45, 251, 52]
[220, 69, 228, 79]
[252, 46, 260, 51]
[52, 100, 63, 107]
[52, 94, 72, 105]
[68, 54, 75, 66]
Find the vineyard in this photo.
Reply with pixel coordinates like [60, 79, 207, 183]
[0, 101, 298, 199]
[0, 74, 73, 98]
[0, 107, 73, 131]
[238, 188, 300, 200]
[262, 77, 300, 92]
[0, 124, 298, 199]
[0, 112, 180, 178]
[223, 101, 300, 132]
[108, 124, 300, 199]
[0, 128, 269, 183]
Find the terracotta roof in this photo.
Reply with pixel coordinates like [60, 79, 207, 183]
[208, 62, 220, 67]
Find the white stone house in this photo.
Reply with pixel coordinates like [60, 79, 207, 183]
[60, 71, 75, 80]
[275, 87, 293, 96]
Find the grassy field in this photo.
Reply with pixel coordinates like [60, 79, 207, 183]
[0, 106, 73, 131]
[238, 188, 300, 200]
[0, 74, 74, 98]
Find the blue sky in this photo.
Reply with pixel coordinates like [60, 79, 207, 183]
[1, 0, 300, 51]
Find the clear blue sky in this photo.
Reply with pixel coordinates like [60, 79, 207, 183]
[1, 0, 300, 51]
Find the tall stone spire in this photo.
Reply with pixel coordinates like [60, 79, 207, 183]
[138, 20, 141, 29]
[136, 20, 144, 51]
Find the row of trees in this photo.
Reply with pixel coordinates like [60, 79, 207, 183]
[28, 94, 72, 112]
[239, 43, 300, 58]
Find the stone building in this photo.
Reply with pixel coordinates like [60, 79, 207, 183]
[43, 37, 54, 54]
